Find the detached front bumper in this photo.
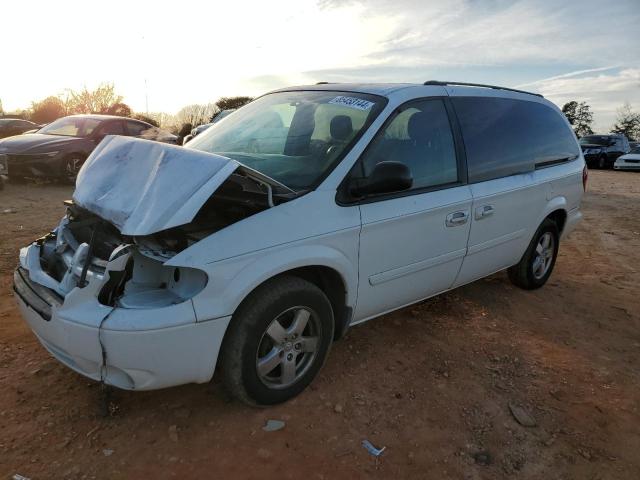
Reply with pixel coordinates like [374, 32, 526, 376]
[14, 247, 231, 391]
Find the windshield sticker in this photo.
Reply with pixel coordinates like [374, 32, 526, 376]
[328, 96, 375, 111]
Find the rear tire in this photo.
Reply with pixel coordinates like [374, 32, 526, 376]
[220, 275, 334, 406]
[60, 154, 85, 184]
[597, 155, 607, 169]
[508, 219, 559, 290]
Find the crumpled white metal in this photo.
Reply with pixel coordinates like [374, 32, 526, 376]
[73, 135, 240, 236]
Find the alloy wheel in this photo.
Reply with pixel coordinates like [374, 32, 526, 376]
[256, 306, 321, 389]
[532, 232, 555, 280]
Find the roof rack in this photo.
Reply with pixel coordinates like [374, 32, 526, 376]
[423, 80, 543, 98]
[316, 81, 332, 85]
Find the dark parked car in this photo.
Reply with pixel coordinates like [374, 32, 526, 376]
[0, 114, 167, 183]
[579, 134, 631, 169]
[182, 109, 236, 145]
[0, 118, 41, 139]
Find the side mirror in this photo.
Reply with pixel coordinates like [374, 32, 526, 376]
[350, 161, 413, 197]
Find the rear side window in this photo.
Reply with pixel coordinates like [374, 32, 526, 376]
[452, 97, 580, 183]
[98, 121, 126, 136]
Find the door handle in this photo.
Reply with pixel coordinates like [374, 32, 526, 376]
[475, 205, 495, 220]
[445, 211, 469, 227]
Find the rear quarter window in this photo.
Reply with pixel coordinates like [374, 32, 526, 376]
[452, 97, 580, 183]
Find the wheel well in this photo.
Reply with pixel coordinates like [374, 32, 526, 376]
[271, 266, 350, 341]
[546, 209, 567, 233]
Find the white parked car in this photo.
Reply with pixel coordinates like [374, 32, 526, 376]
[14, 82, 586, 405]
[614, 146, 640, 170]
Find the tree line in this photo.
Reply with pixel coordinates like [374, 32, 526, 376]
[1, 84, 639, 141]
[0, 83, 253, 136]
[561, 100, 639, 141]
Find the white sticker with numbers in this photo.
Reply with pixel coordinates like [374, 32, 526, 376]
[328, 96, 375, 111]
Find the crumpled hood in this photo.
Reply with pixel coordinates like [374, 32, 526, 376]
[73, 136, 241, 236]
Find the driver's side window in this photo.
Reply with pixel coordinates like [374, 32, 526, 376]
[359, 99, 458, 190]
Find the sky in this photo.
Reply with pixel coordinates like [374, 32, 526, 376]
[2, 0, 639, 131]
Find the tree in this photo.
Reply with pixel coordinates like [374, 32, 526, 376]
[216, 96, 253, 111]
[30, 96, 67, 124]
[562, 101, 594, 137]
[132, 113, 159, 127]
[610, 103, 640, 141]
[65, 83, 125, 115]
[175, 103, 219, 128]
[106, 102, 132, 117]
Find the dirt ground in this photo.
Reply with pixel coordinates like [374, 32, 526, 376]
[0, 170, 639, 480]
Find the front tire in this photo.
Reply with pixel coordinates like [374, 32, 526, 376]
[220, 275, 334, 406]
[508, 219, 559, 290]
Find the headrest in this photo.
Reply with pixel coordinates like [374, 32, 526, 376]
[408, 111, 430, 142]
[330, 115, 353, 141]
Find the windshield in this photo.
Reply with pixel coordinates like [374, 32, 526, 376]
[631, 147, 640, 154]
[186, 90, 385, 190]
[579, 135, 611, 146]
[38, 117, 101, 137]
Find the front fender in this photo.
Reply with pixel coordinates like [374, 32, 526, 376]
[189, 234, 359, 323]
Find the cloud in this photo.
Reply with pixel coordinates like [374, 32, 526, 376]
[314, 0, 640, 131]
[319, 0, 639, 67]
[522, 68, 640, 131]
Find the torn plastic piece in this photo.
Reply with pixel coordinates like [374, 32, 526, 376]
[362, 439, 386, 456]
[262, 419, 286, 432]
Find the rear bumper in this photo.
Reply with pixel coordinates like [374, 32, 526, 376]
[14, 264, 231, 391]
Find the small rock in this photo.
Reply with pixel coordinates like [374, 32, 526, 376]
[334, 404, 343, 414]
[168, 425, 178, 442]
[257, 448, 272, 460]
[509, 403, 537, 427]
[578, 448, 592, 460]
[473, 451, 492, 466]
[263, 419, 285, 432]
[2, 208, 16, 214]
[103, 449, 114, 457]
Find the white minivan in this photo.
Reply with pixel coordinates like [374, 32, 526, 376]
[14, 82, 586, 405]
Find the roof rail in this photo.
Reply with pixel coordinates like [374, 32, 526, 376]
[423, 80, 543, 98]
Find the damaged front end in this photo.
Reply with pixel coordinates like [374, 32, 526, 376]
[30, 203, 211, 309]
[14, 136, 293, 390]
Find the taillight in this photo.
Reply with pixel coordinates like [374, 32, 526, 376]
[582, 165, 588, 191]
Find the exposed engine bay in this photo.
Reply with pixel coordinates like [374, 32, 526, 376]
[35, 170, 284, 308]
